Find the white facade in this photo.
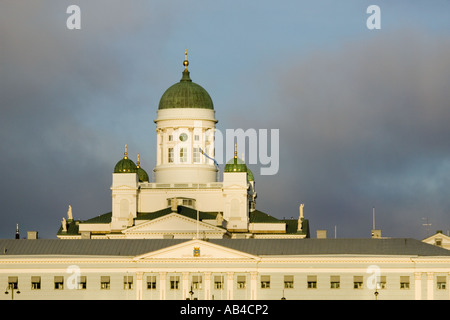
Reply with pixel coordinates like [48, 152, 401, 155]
[2, 238, 450, 300]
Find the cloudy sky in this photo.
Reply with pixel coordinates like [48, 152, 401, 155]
[1, 1, 450, 239]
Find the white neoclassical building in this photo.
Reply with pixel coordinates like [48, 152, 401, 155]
[3, 53, 450, 301]
[1, 238, 450, 300]
[56, 51, 309, 240]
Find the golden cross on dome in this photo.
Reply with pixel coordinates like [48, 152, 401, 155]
[184, 49, 189, 71]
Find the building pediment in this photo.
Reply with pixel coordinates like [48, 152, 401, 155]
[124, 212, 225, 235]
[133, 239, 260, 260]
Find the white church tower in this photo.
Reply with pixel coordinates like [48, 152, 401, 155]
[153, 50, 218, 184]
[110, 144, 139, 231]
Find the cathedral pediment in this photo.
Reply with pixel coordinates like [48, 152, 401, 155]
[133, 239, 260, 260]
[123, 212, 226, 236]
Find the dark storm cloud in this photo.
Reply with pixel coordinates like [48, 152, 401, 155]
[0, 1, 174, 238]
[248, 31, 450, 238]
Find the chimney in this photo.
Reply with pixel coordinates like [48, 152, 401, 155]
[316, 230, 327, 239]
[27, 231, 38, 240]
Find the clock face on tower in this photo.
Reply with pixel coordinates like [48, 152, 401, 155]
[179, 133, 188, 142]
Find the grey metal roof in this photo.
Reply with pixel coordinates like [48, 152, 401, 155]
[0, 238, 449, 257]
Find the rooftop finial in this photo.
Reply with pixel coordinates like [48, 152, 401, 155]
[124, 144, 128, 159]
[137, 153, 140, 168]
[183, 49, 189, 71]
[234, 142, 237, 159]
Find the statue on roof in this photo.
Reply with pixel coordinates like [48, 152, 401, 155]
[67, 205, 73, 221]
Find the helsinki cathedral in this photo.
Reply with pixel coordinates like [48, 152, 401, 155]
[58, 51, 309, 240]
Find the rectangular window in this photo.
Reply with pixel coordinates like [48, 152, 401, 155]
[400, 276, 410, 289]
[168, 134, 173, 141]
[284, 275, 294, 289]
[170, 276, 180, 290]
[147, 276, 157, 290]
[168, 148, 174, 163]
[307, 275, 317, 289]
[330, 276, 340, 289]
[214, 275, 224, 290]
[192, 275, 202, 290]
[31, 276, 41, 290]
[378, 276, 387, 289]
[237, 275, 246, 289]
[353, 276, 363, 289]
[54, 276, 64, 290]
[79, 276, 87, 289]
[101, 276, 110, 290]
[8, 276, 18, 290]
[437, 276, 446, 290]
[193, 147, 200, 163]
[180, 147, 187, 163]
[124, 276, 133, 290]
[261, 275, 270, 289]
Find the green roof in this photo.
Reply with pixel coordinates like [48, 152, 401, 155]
[249, 210, 284, 223]
[282, 218, 310, 237]
[137, 205, 219, 222]
[158, 70, 214, 110]
[83, 212, 112, 224]
[4, 238, 450, 257]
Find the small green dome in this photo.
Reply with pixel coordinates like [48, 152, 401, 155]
[137, 167, 149, 182]
[114, 158, 137, 173]
[136, 154, 149, 182]
[224, 157, 248, 173]
[158, 56, 213, 110]
[114, 145, 137, 173]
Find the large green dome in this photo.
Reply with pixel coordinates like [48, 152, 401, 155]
[158, 52, 213, 110]
[158, 70, 214, 110]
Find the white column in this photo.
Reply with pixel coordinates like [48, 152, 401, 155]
[448, 273, 450, 300]
[427, 272, 434, 300]
[136, 272, 143, 300]
[159, 272, 166, 300]
[414, 272, 422, 300]
[183, 272, 189, 300]
[156, 129, 162, 165]
[204, 272, 211, 300]
[250, 272, 258, 300]
[227, 272, 234, 300]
